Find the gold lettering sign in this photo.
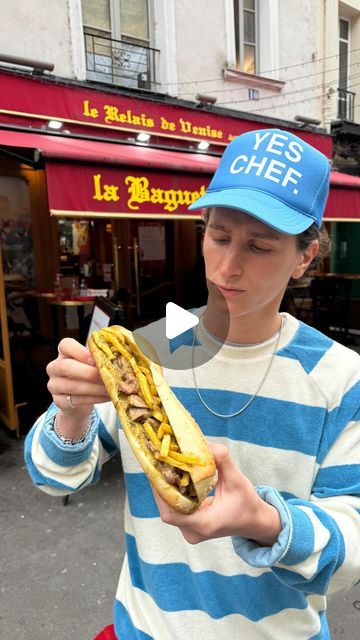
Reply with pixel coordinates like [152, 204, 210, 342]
[83, 99, 230, 140]
[125, 176, 206, 212]
[125, 176, 150, 210]
[91, 173, 207, 212]
[92, 174, 120, 201]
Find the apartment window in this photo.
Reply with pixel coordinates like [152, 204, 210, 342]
[233, 0, 257, 74]
[82, 0, 157, 89]
[120, 0, 149, 42]
[82, 0, 149, 43]
[82, 0, 111, 34]
[338, 18, 354, 120]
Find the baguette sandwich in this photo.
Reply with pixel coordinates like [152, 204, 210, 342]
[88, 325, 216, 513]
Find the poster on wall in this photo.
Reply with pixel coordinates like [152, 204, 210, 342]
[138, 223, 166, 262]
[72, 221, 90, 255]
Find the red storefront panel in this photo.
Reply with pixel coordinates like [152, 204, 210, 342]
[324, 185, 360, 222]
[45, 160, 360, 221]
[45, 162, 209, 219]
[1, 128, 359, 221]
[0, 70, 333, 155]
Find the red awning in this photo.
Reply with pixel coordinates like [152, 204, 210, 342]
[324, 170, 360, 222]
[329, 170, 360, 188]
[1, 129, 360, 221]
[0, 129, 219, 174]
[45, 161, 209, 219]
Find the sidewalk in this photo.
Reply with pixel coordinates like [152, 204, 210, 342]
[1, 426, 359, 639]
[1, 428, 125, 640]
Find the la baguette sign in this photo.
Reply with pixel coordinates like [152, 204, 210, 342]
[45, 163, 208, 218]
[92, 173, 206, 212]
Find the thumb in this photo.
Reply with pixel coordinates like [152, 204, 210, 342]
[207, 441, 229, 464]
[208, 442, 243, 488]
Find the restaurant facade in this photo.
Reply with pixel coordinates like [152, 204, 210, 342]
[1, 68, 360, 434]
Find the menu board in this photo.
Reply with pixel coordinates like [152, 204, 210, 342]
[138, 223, 166, 262]
[86, 305, 111, 343]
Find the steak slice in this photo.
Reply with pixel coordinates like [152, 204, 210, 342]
[129, 394, 148, 408]
[128, 406, 151, 422]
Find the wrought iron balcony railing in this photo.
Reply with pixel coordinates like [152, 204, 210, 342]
[337, 88, 355, 121]
[84, 31, 160, 91]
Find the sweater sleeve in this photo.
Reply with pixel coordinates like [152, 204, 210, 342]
[24, 401, 120, 497]
[233, 379, 360, 595]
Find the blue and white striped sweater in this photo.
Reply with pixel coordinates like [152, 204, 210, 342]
[25, 313, 360, 639]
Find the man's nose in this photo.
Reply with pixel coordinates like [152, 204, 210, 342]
[218, 248, 243, 278]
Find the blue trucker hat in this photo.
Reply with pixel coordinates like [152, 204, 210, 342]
[189, 128, 330, 234]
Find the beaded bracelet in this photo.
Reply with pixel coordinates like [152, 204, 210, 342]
[52, 411, 93, 445]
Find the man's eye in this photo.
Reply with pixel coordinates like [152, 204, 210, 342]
[250, 244, 271, 253]
[213, 236, 229, 244]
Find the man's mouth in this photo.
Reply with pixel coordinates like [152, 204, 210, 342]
[215, 284, 245, 297]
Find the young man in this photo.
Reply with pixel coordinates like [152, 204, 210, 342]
[25, 129, 360, 640]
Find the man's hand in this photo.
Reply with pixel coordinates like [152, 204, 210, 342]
[46, 337, 109, 440]
[153, 442, 281, 547]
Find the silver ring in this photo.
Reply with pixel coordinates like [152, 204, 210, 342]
[66, 394, 76, 409]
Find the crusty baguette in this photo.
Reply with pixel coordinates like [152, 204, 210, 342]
[88, 325, 216, 513]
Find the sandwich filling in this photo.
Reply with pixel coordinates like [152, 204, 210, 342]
[92, 328, 205, 499]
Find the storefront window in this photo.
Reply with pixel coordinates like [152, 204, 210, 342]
[0, 177, 33, 283]
[58, 220, 92, 281]
[0, 176, 35, 337]
[56, 219, 116, 292]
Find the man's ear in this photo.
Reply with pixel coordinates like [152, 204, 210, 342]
[292, 240, 319, 280]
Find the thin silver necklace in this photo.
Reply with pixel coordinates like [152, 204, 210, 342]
[192, 314, 284, 418]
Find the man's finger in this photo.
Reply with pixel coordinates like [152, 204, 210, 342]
[57, 337, 95, 365]
[47, 357, 102, 384]
[48, 376, 109, 398]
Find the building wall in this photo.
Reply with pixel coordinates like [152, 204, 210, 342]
[275, 0, 321, 122]
[1, 0, 360, 129]
[174, 0, 227, 103]
[172, 0, 325, 125]
[1, 0, 75, 78]
[153, 0, 179, 95]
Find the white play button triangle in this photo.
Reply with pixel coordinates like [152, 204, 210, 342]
[165, 302, 199, 340]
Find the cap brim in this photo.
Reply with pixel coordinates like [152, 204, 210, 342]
[188, 188, 315, 234]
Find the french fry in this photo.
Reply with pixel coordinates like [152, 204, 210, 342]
[93, 333, 115, 360]
[100, 330, 130, 360]
[168, 451, 205, 465]
[158, 422, 174, 439]
[155, 453, 190, 473]
[153, 410, 165, 423]
[143, 422, 161, 450]
[180, 472, 190, 487]
[160, 433, 171, 458]
[136, 371, 154, 408]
